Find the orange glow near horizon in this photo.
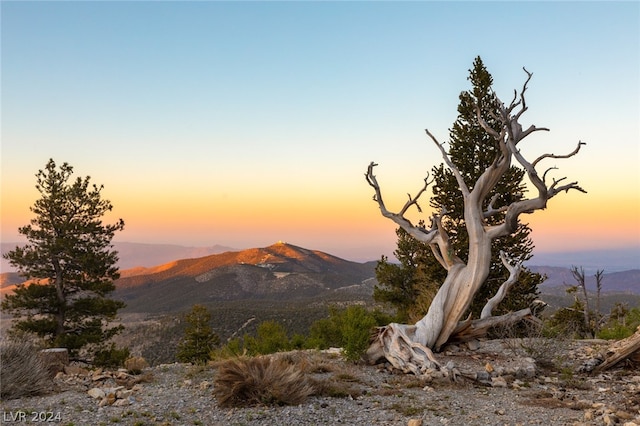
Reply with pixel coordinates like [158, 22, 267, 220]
[3, 164, 639, 261]
[524, 191, 640, 251]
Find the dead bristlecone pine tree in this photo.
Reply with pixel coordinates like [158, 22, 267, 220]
[364, 62, 585, 376]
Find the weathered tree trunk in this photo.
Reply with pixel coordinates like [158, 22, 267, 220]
[594, 326, 640, 372]
[365, 69, 585, 374]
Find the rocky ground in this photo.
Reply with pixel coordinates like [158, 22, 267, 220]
[1, 338, 639, 426]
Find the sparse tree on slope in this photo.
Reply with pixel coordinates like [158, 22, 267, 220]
[364, 63, 585, 374]
[2, 159, 125, 357]
[177, 304, 219, 363]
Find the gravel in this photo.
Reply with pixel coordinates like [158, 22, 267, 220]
[2, 340, 639, 426]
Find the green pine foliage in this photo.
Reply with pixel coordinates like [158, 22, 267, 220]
[545, 299, 596, 339]
[176, 304, 220, 363]
[213, 306, 390, 363]
[93, 343, 131, 369]
[597, 306, 639, 340]
[430, 56, 543, 318]
[243, 321, 291, 355]
[375, 57, 543, 322]
[2, 159, 126, 357]
[307, 305, 391, 362]
[373, 227, 437, 323]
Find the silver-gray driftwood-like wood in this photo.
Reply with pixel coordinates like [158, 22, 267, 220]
[365, 69, 585, 374]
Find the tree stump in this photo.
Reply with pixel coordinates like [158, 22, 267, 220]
[40, 348, 69, 377]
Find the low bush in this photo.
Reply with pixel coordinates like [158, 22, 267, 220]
[213, 356, 315, 407]
[0, 340, 52, 400]
[597, 307, 640, 340]
[93, 343, 130, 368]
[243, 321, 290, 355]
[308, 305, 389, 362]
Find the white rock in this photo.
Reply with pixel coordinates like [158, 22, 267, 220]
[116, 389, 133, 399]
[87, 388, 105, 399]
[113, 398, 130, 407]
[467, 340, 480, 351]
[491, 377, 508, 388]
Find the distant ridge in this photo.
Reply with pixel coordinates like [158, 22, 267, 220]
[3, 242, 639, 311]
[113, 242, 377, 313]
[112, 242, 235, 270]
[529, 246, 640, 273]
[528, 266, 640, 294]
[1, 241, 235, 273]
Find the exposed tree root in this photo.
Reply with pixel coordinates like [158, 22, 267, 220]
[365, 311, 541, 381]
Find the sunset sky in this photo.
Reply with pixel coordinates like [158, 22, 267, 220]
[1, 1, 639, 263]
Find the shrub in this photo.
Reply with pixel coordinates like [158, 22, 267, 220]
[211, 337, 244, 360]
[597, 307, 640, 340]
[93, 343, 130, 368]
[307, 305, 385, 362]
[0, 340, 52, 399]
[213, 356, 315, 407]
[493, 320, 570, 370]
[545, 300, 595, 339]
[244, 321, 290, 355]
[340, 306, 377, 362]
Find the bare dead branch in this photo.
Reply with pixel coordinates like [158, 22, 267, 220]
[483, 194, 508, 218]
[474, 102, 504, 143]
[542, 166, 558, 183]
[365, 162, 439, 244]
[425, 129, 470, 196]
[519, 124, 550, 141]
[429, 243, 448, 269]
[533, 141, 586, 168]
[488, 137, 586, 239]
[432, 210, 457, 268]
[594, 326, 640, 372]
[480, 251, 523, 319]
[550, 179, 587, 196]
[399, 174, 432, 216]
[450, 308, 541, 343]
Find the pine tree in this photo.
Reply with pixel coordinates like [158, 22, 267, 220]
[373, 226, 437, 323]
[176, 304, 219, 363]
[375, 57, 543, 321]
[429, 56, 543, 318]
[2, 159, 126, 357]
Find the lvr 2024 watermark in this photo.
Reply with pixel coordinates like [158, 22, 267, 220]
[2, 411, 62, 423]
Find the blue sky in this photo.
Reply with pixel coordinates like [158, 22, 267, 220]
[1, 1, 639, 263]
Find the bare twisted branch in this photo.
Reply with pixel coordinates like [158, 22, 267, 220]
[365, 162, 438, 245]
[480, 251, 523, 319]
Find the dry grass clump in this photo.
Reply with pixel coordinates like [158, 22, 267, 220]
[213, 350, 367, 407]
[0, 340, 52, 400]
[124, 356, 149, 374]
[213, 355, 315, 407]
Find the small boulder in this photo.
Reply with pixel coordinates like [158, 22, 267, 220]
[87, 388, 105, 399]
[491, 376, 507, 388]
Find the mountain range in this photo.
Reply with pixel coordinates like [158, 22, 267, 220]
[114, 242, 376, 312]
[1, 242, 377, 313]
[1, 242, 638, 315]
[1, 241, 235, 273]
